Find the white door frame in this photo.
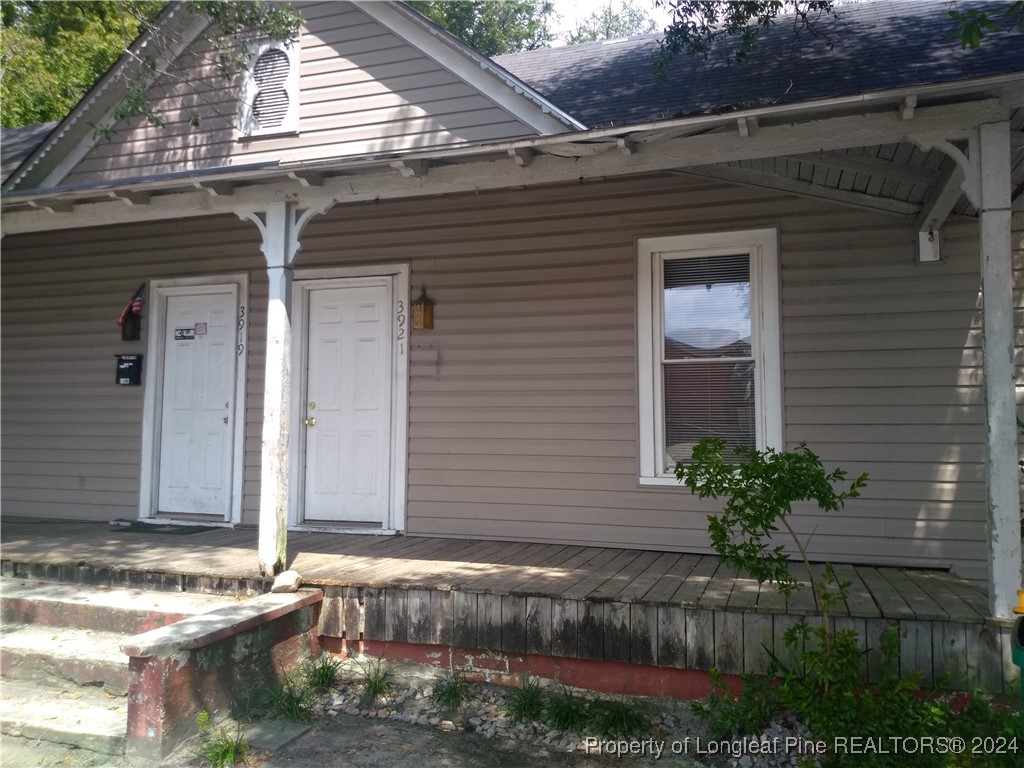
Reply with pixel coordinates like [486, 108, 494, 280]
[139, 274, 249, 523]
[289, 264, 410, 532]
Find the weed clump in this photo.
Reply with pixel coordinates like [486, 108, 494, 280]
[431, 669, 472, 714]
[191, 710, 249, 768]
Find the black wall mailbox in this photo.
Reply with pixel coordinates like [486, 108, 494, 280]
[116, 354, 143, 385]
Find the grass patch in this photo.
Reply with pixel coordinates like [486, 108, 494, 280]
[589, 695, 650, 737]
[264, 675, 315, 723]
[192, 710, 250, 768]
[503, 674, 545, 724]
[358, 655, 394, 707]
[431, 670, 472, 714]
[544, 684, 590, 735]
[303, 652, 343, 693]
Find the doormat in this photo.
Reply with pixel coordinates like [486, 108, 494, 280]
[110, 520, 212, 535]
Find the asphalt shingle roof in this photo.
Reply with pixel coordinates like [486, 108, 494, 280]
[1, 122, 56, 184]
[2, 1, 1021, 185]
[495, 0, 1024, 128]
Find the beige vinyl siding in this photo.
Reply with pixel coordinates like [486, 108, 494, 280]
[295, 173, 1003, 583]
[2, 174, 1014, 585]
[0, 215, 266, 524]
[62, 1, 534, 186]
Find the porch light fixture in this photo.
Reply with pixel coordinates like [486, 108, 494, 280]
[412, 287, 434, 331]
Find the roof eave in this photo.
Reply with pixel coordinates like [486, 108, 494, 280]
[4, 72, 1018, 208]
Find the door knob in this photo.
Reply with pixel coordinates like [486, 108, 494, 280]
[304, 417, 316, 427]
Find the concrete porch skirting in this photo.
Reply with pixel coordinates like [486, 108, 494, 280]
[120, 589, 323, 760]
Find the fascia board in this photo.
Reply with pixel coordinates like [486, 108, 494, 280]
[1, 98, 1010, 236]
[353, 1, 584, 134]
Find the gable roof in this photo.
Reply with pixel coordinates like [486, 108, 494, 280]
[1, 122, 56, 183]
[496, 0, 1024, 128]
[4, 0, 582, 192]
[1, 0, 1020, 231]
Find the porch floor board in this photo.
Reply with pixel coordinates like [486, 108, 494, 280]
[0, 519, 990, 622]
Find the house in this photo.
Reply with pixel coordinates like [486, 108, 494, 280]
[2, 0, 1022, 633]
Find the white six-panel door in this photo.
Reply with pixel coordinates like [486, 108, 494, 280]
[156, 289, 237, 517]
[303, 283, 393, 524]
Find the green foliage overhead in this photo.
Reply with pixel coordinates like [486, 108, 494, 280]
[565, 0, 658, 45]
[0, 0, 301, 130]
[406, 0, 555, 55]
[656, 0, 1024, 66]
[657, 0, 837, 64]
[0, 1, 161, 127]
[949, 1, 1024, 48]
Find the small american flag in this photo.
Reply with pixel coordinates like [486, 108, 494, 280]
[117, 283, 145, 327]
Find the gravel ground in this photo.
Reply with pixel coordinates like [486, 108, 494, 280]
[218, 655, 820, 768]
[2, 655, 822, 768]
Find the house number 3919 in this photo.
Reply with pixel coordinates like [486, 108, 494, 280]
[396, 300, 406, 355]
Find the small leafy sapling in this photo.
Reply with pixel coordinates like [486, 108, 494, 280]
[675, 438, 867, 621]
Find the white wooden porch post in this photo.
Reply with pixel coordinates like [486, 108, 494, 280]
[238, 201, 332, 576]
[977, 121, 1022, 618]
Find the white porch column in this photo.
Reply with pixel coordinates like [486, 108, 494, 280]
[238, 201, 333, 576]
[977, 121, 1022, 618]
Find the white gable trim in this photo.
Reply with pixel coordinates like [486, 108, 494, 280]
[354, 1, 584, 134]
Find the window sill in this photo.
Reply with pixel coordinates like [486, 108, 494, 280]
[638, 475, 687, 487]
[236, 129, 299, 142]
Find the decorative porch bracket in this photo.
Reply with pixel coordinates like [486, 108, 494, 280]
[910, 132, 980, 263]
[237, 200, 334, 576]
[916, 122, 1022, 618]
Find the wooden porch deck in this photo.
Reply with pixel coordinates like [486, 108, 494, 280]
[1, 520, 1014, 694]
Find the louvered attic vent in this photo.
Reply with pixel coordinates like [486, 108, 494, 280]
[252, 48, 290, 129]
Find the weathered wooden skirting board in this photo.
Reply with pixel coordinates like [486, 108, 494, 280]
[319, 585, 1018, 696]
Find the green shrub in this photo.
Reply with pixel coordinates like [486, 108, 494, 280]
[264, 675, 315, 723]
[589, 695, 649, 737]
[302, 652, 342, 693]
[431, 669, 472, 714]
[503, 674, 545, 723]
[676, 438, 866, 611]
[680, 438, 1024, 767]
[544, 684, 590, 735]
[357, 655, 394, 707]
[692, 667, 779, 739]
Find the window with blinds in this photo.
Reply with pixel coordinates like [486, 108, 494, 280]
[636, 229, 782, 483]
[662, 254, 754, 465]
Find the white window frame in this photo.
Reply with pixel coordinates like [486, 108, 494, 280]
[240, 38, 299, 138]
[637, 228, 782, 485]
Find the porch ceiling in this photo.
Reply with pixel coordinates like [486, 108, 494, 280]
[678, 106, 1024, 218]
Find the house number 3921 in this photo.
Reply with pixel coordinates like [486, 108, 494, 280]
[396, 300, 406, 355]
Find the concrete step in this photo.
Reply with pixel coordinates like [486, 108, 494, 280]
[0, 677, 127, 756]
[1, 576, 241, 634]
[1, 623, 130, 695]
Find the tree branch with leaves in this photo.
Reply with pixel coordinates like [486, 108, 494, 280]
[1, 0, 301, 131]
